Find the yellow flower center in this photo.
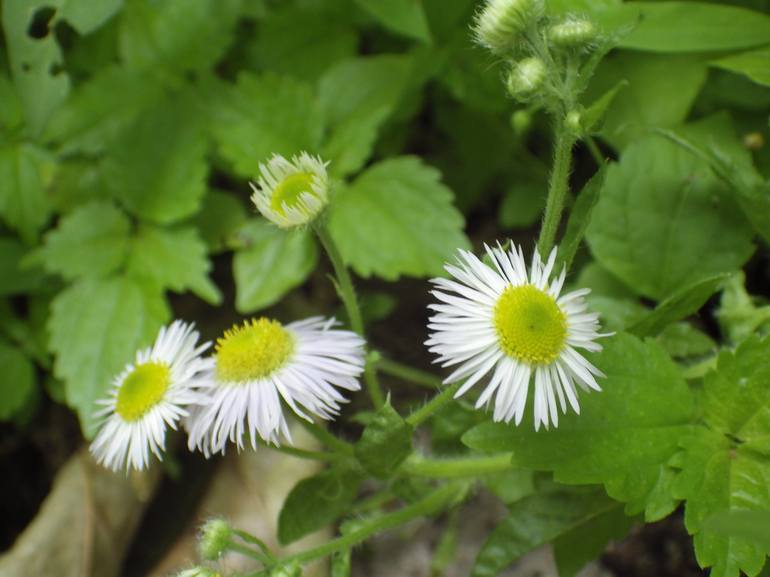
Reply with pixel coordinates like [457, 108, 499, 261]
[494, 284, 567, 365]
[215, 318, 294, 383]
[115, 362, 171, 422]
[270, 172, 315, 216]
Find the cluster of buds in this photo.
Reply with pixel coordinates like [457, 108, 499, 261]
[473, 0, 600, 107]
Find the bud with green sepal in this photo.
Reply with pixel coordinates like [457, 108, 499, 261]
[473, 0, 545, 56]
[505, 57, 546, 101]
[549, 16, 597, 49]
[198, 518, 232, 561]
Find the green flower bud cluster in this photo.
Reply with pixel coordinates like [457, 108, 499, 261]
[198, 518, 233, 561]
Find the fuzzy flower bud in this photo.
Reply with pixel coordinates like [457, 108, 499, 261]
[548, 16, 597, 48]
[506, 57, 546, 99]
[473, 0, 545, 56]
[174, 568, 220, 577]
[198, 518, 232, 561]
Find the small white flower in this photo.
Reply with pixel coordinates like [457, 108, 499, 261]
[426, 243, 609, 430]
[250, 152, 329, 228]
[90, 321, 212, 472]
[187, 317, 365, 456]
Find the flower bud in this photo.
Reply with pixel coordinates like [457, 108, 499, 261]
[506, 57, 546, 99]
[198, 518, 232, 561]
[565, 110, 582, 134]
[548, 17, 597, 48]
[270, 561, 302, 577]
[511, 109, 533, 136]
[174, 567, 220, 577]
[473, 0, 545, 56]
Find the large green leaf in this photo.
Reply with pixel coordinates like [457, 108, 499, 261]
[602, 2, 770, 53]
[48, 276, 169, 435]
[210, 73, 324, 178]
[328, 156, 469, 280]
[586, 134, 754, 301]
[671, 336, 770, 577]
[472, 488, 620, 577]
[233, 221, 318, 314]
[0, 341, 36, 421]
[712, 48, 770, 88]
[126, 225, 221, 304]
[0, 143, 52, 243]
[32, 201, 130, 280]
[463, 333, 695, 519]
[103, 95, 208, 224]
[354, 0, 431, 42]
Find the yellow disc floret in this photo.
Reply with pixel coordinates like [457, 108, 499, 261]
[494, 284, 567, 365]
[270, 172, 315, 216]
[116, 362, 171, 422]
[215, 318, 294, 383]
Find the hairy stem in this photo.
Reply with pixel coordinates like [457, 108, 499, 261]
[406, 382, 462, 427]
[401, 453, 514, 478]
[538, 122, 576, 256]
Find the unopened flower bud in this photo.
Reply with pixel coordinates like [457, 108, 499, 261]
[473, 0, 545, 56]
[506, 57, 546, 99]
[198, 518, 232, 561]
[174, 567, 220, 577]
[549, 17, 597, 48]
[565, 110, 582, 134]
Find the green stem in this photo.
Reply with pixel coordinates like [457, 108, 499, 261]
[246, 483, 463, 574]
[233, 530, 275, 562]
[351, 488, 395, 514]
[585, 136, 605, 167]
[299, 419, 355, 456]
[401, 453, 514, 478]
[378, 357, 443, 389]
[314, 223, 385, 409]
[406, 382, 462, 427]
[538, 122, 576, 256]
[228, 541, 270, 563]
[268, 443, 341, 463]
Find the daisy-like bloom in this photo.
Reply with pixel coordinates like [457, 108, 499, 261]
[187, 317, 365, 456]
[250, 152, 329, 228]
[90, 321, 212, 472]
[426, 243, 608, 430]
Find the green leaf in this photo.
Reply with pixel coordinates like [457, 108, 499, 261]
[55, 0, 123, 34]
[704, 511, 770, 551]
[586, 134, 754, 301]
[498, 177, 547, 230]
[278, 467, 362, 545]
[603, 2, 770, 53]
[628, 273, 730, 338]
[472, 488, 619, 577]
[0, 238, 45, 296]
[1, 1, 70, 135]
[210, 73, 324, 178]
[126, 225, 221, 305]
[319, 55, 414, 177]
[233, 221, 318, 314]
[712, 47, 770, 88]
[656, 322, 716, 360]
[49, 276, 169, 435]
[32, 201, 130, 281]
[104, 95, 208, 224]
[0, 143, 52, 243]
[672, 336, 770, 577]
[354, 400, 413, 479]
[580, 81, 628, 134]
[191, 190, 248, 253]
[463, 333, 695, 519]
[585, 52, 707, 149]
[0, 342, 36, 421]
[558, 166, 606, 270]
[354, 0, 431, 42]
[119, 0, 240, 74]
[328, 156, 469, 280]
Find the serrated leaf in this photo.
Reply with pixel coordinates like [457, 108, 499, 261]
[119, 0, 240, 74]
[656, 322, 715, 360]
[49, 276, 169, 436]
[705, 511, 770, 551]
[233, 221, 318, 313]
[586, 134, 754, 301]
[0, 341, 36, 421]
[328, 156, 469, 280]
[629, 273, 730, 338]
[672, 336, 770, 577]
[0, 143, 52, 243]
[355, 0, 431, 42]
[103, 95, 208, 224]
[463, 333, 695, 519]
[32, 201, 130, 280]
[191, 189, 248, 253]
[558, 166, 606, 270]
[126, 225, 221, 304]
[278, 467, 362, 545]
[472, 488, 618, 577]
[0, 238, 46, 296]
[210, 73, 323, 178]
[354, 400, 413, 478]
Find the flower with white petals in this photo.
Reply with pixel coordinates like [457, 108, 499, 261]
[426, 243, 608, 430]
[90, 321, 212, 471]
[250, 152, 329, 228]
[187, 317, 365, 456]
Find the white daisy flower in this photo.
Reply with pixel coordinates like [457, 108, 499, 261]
[187, 316, 365, 456]
[249, 152, 329, 228]
[90, 321, 212, 472]
[426, 243, 608, 430]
